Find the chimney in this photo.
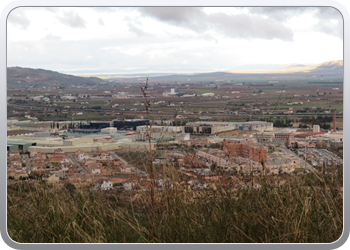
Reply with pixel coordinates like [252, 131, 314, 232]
[333, 110, 336, 132]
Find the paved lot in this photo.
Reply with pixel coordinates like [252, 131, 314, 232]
[296, 148, 343, 167]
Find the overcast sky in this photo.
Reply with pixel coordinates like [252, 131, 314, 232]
[7, 7, 343, 75]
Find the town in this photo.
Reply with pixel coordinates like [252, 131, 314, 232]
[7, 70, 343, 200]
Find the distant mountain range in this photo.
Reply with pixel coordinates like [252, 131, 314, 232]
[95, 60, 343, 79]
[7, 60, 343, 86]
[7, 67, 102, 87]
[273, 60, 343, 74]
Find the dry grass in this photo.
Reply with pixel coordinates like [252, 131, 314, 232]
[7, 168, 343, 243]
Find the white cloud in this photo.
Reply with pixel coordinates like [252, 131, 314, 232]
[6, 7, 343, 74]
[7, 8, 30, 30]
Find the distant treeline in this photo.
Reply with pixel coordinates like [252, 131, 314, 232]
[300, 115, 333, 123]
[260, 115, 333, 127]
[260, 118, 294, 127]
[307, 82, 343, 84]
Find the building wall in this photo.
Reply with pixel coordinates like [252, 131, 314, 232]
[183, 121, 273, 134]
[137, 125, 181, 133]
[119, 142, 156, 150]
[63, 138, 94, 146]
[313, 125, 320, 133]
[29, 143, 120, 153]
[222, 140, 267, 162]
[254, 132, 275, 142]
[113, 119, 149, 130]
[274, 133, 295, 142]
[101, 127, 118, 134]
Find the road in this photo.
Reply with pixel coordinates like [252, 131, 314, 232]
[110, 152, 147, 177]
[67, 154, 86, 175]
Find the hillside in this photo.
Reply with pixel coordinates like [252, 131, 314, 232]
[108, 60, 343, 81]
[7, 67, 103, 87]
[278, 60, 343, 74]
[7, 60, 343, 84]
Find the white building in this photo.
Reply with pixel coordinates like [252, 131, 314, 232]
[136, 125, 181, 133]
[313, 125, 320, 133]
[101, 127, 118, 134]
[202, 93, 215, 97]
[101, 180, 113, 190]
[120, 165, 132, 173]
[91, 167, 101, 174]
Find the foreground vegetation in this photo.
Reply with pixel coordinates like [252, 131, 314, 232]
[7, 168, 343, 243]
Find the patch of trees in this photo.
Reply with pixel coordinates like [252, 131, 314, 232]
[298, 124, 309, 129]
[172, 120, 187, 126]
[227, 102, 245, 106]
[319, 123, 331, 129]
[299, 123, 330, 130]
[261, 118, 294, 127]
[8, 99, 28, 104]
[300, 115, 333, 123]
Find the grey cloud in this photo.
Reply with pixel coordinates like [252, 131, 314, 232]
[90, 7, 117, 13]
[247, 7, 309, 21]
[138, 7, 203, 23]
[138, 7, 208, 32]
[314, 7, 343, 20]
[7, 8, 30, 30]
[313, 7, 343, 38]
[208, 13, 294, 41]
[139, 7, 293, 41]
[43, 7, 58, 13]
[249, 7, 343, 39]
[313, 21, 343, 39]
[57, 11, 87, 28]
[127, 22, 147, 37]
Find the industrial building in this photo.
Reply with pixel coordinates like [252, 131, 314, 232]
[80, 121, 111, 130]
[222, 139, 267, 163]
[7, 140, 37, 151]
[163, 88, 186, 96]
[112, 119, 149, 130]
[77, 119, 150, 131]
[274, 133, 295, 142]
[101, 127, 118, 134]
[254, 132, 276, 143]
[136, 125, 181, 133]
[28, 137, 123, 153]
[182, 121, 273, 134]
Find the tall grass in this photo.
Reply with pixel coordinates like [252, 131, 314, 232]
[7, 169, 343, 243]
[7, 78, 343, 243]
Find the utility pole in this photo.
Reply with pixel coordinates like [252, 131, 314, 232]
[333, 110, 336, 132]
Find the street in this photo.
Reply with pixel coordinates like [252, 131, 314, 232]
[67, 153, 86, 175]
[110, 152, 147, 177]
